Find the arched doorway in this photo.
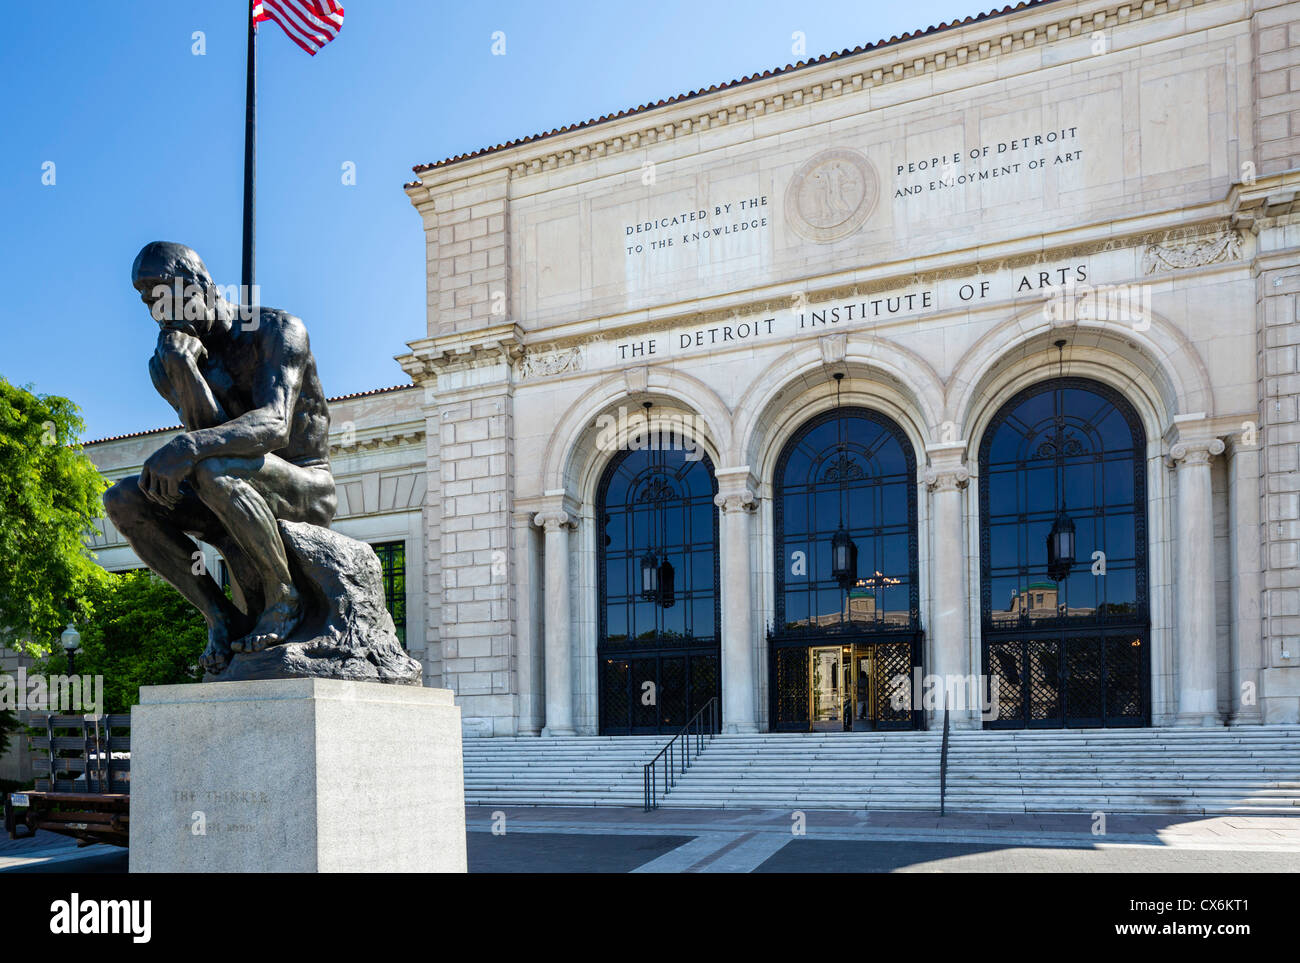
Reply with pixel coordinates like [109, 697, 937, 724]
[596, 444, 720, 734]
[978, 378, 1150, 728]
[770, 407, 923, 731]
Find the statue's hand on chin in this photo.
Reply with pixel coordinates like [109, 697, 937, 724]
[156, 327, 207, 365]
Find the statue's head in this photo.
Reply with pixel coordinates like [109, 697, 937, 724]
[131, 241, 220, 336]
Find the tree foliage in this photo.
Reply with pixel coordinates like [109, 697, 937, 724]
[40, 570, 207, 713]
[0, 377, 109, 653]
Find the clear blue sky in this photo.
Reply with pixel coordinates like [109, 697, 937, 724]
[0, 0, 993, 441]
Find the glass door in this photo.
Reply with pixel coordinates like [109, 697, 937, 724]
[809, 646, 843, 731]
[851, 647, 872, 730]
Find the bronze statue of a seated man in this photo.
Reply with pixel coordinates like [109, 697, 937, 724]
[104, 241, 337, 674]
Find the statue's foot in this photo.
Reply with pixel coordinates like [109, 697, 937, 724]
[199, 619, 240, 674]
[231, 587, 302, 653]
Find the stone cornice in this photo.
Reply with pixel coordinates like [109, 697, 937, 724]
[1230, 171, 1300, 233]
[396, 323, 526, 384]
[328, 423, 426, 456]
[406, 0, 1226, 193]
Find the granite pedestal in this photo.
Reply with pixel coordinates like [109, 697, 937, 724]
[128, 678, 466, 873]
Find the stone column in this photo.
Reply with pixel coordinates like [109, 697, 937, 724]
[714, 487, 758, 733]
[1227, 439, 1264, 725]
[513, 511, 544, 735]
[535, 509, 575, 736]
[1170, 437, 1226, 726]
[924, 457, 974, 728]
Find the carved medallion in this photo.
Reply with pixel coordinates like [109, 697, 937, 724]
[785, 148, 879, 243]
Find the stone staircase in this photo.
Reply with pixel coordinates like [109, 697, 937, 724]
[462, 736, 667, 807]
[461, 727, 1300, 814]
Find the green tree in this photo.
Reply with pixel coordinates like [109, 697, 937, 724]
[41, 571, 207, 713]
[0, 377, 109, 654]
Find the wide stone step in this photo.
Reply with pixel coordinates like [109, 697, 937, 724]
[459, 726, 1300, 813]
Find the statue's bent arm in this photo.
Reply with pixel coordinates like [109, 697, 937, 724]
[149, 346, 227, 430]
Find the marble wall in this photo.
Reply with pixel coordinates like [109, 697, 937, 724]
[399, 0, 1300, 733]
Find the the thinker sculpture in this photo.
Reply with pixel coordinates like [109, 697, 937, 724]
[104, 241, 421, 685]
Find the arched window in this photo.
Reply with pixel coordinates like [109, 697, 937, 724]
[597, 444, 719, 734]
[770, 407, 922, 732]
[979, 378, 1149, 728]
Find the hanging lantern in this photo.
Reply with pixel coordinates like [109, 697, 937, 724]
[831, 524, 858, 589]
[658, 558, 676, 609]
[1046, 503, 1076, 582]
[640, 551, 660, 602]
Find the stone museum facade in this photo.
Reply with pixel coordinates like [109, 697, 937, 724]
[84, 0, 1300, 738]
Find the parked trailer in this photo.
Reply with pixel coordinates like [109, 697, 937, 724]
[4, 714, 130, 848]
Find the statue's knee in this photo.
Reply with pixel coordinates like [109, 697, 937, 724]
[192, 457, 228, 494]
[103, 478, 142, 525]
[315, 488, 338, 526]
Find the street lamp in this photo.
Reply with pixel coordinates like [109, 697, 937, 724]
[61, 621, 81, 675]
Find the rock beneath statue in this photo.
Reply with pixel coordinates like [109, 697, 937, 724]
[210, 521, 423, 686]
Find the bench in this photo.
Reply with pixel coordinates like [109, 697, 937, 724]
[4, 714, 131, 848]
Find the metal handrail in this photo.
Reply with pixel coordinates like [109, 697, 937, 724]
[939, 699, 951, 816]
[643, 697, 719, 811]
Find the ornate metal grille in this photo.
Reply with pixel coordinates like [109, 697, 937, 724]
[986, 641, 1025, 724]
[774, 646, 810, 727]
[873, 641, 914, 726]
[659, 657, 688, 729]
[1065, 637, 1104, 723]
[978, 378, 1150, 728]
[1105, 636, 1145, 722]
[596, 446, 720, 734]
[1027, 639, 1062, 723]
[601, 660, 631, 732]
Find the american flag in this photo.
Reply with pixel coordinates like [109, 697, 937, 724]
[252, 0, 344, 56]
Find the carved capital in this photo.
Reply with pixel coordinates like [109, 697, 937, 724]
[924, 465, 969, 493]
[713, 490, 757, 513]
[534, 510, 574, 532]
[1168, 438, 1225, 468]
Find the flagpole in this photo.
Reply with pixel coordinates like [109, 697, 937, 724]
[241, 4, 257, 295]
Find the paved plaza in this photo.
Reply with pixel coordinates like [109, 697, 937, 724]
[4, 806, 1297, 874]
